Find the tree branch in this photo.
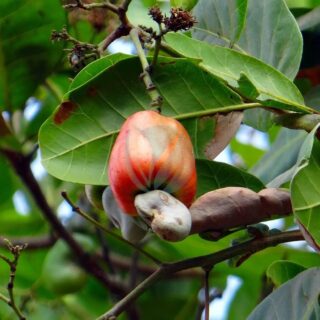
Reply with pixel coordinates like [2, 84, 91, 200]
[64, 0, 118, 13]
[203, 267, 212, 320]
[61, 191, 161, 265]
[97, 230, 303, 319]
[64, 0, 133, 54]
[1, 149, 126, 296]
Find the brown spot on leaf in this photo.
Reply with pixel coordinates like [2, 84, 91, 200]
[204, 111, 243, 159]
[53, 101, 78, 125]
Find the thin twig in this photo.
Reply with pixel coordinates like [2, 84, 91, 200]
[97, 230, 303, 319]
[129, 28, 163, 110]
[68, 0, 134, 54]
[0, 293, 10, 304]
[151, 35, 162, 68]
[128, 250, 140, 290]
[61, 191, 161, 266]
[0, 235, 56, 250]
[98, 24, 132, 54]
[64, 0, 118, 13]
[0, 241, 27, 320]
[93, 213, 116, 274]
[97, 252, 203, 278]
[203, 267, 212, 320]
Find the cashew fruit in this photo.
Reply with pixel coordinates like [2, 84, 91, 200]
[108, 110, 197, 216]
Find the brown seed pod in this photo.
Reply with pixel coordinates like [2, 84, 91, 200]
[190, 187, 292, 234]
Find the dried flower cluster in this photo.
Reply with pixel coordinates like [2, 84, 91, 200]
[51, 28, 99, 71]
[149, 6, 196, 32]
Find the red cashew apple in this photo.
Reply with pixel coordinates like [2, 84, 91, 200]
[108, 110, 197, 241]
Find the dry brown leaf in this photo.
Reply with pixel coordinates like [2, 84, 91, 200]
[204, 111, 243, 159]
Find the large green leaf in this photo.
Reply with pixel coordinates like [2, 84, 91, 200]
[251, 84, 320, 185]
[230, 139, 265, 169]
[127, 0, 169, 29]
[0, 209, 46, 236]
[39, 54, 244, 185]
[182, 111, 243, 159]
[227, 276, 260, 320]
[193, 0, 302, 80]
[291, 124, 320, 250]
[250, 128, 307, 184]
[193, 0, 248, 46]
[267, 260, 306, 287]
[165, 33, 312, 112]
[193, 0, 303, 131]
[0, 0, 65, 110]
[286, 0, 320, 8]
[248, 267, 320, 320]
[304, 85, 320, 109]
[196, 159, 264, 196]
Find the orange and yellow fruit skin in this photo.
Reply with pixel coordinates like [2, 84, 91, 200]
[108, 110, 197, 216]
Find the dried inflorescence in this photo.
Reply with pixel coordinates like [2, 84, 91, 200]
[164, 8, 196, 31]
[51, 28, 70, 42]
[148, 6, 196, 32]
[148, 6, 164, 24]
[51, 28, 99, 71]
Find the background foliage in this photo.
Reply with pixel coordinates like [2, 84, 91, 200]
[0, 0, 320, 319]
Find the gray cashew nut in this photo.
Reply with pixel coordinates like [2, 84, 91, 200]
[134, 190, 192, 242]
[102, 187, 147, 244]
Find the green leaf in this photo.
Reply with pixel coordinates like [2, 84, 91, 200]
[39, 54, 244, 185]
[193, 0, 248, 47]
[183, 112, 243, 159]
[243, 109, 276, 132]
[230, 139, 265, 169]
[250, 128, 307, 184]
[0, 209, 46, 236]
[227, 276, 259, 320]
[267, 260, 306, 287]
[0, 0, 66, 110]
[138, 280, 199, 320]
[127, 0, 169, 29]
[291, 124, 320, 250]
[192, 0, 303, 130]
[170, 0, 199, 10]
[248, 267, 320, 320]
[196, 159, 264, 197]
[286, 0, 320, 9]
[0, 155, 14, 204]
[194, 0, 302, 80]
[165, 33, 312, 112]
[304, 85, 320, 110]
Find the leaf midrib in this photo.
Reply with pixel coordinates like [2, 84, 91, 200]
[42, 103, 259, 162]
